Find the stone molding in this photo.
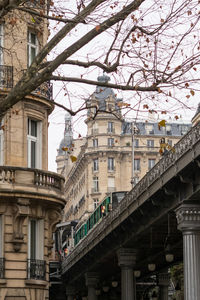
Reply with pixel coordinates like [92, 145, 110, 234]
[85, 272, 99, 287]
[175, 203, 200, 232]
[117, 248, 137, 268]
[12, 198, 30, 252]
[158, 273, 170, 286]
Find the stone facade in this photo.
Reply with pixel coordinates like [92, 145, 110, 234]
[56, 75, 191, 228]
[0, 2, 65, 299]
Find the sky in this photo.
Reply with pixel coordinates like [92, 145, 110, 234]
[47, 0, 200, 172]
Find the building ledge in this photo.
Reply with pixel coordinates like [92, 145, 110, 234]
[0, 279, 6, 285]
[25, 279, 48, 286]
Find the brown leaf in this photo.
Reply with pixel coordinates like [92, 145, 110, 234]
[95, 25, 101, 32]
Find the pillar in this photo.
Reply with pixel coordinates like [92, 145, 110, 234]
[176, 203, 200, 300]
[117, 248, 137, 300]
[85, 272, 99, 300]
[66, 285, 75, 300]
[158, 273, 170, 300]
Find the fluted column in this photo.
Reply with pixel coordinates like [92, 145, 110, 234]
[66, 285, 75, 300]
[85, 272, 99, 300]
[117, 248, 137, 300]
[158, 273, 170, 300]
[176, 203, 200, 300]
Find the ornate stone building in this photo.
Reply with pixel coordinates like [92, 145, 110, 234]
[56, 74, 191, 229]
[0, 2, 65, 299]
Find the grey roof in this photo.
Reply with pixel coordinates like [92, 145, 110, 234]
[92, 74, 121, 110]
[122, 121, 192, 136]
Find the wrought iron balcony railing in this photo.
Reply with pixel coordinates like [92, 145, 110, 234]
[27, 259, 46, 281]
[0, 65, 13, 88]
[33, 81, 53, 100]
[0, 258, 4, 278]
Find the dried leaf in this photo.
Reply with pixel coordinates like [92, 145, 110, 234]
[95, 25, 101, 32]
[70, 155, 77, 162]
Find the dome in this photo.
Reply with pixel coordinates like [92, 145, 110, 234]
[93, 74, 116, 110]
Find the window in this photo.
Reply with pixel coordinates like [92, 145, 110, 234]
[135, 177, 139, 185]
[27, 31, 38, 66]
[0, 120, 3, 165]
[168, 139, 172, 146]
[108, 122, 114, 133]
[0, 24, 3, 65]
[108, 157, 114, 171]
[28, 219, 44, 260]
[93, 198, 99, 209]
[27, 118, 42, 169]
[93, 158, 98, 172]
[146, 124, 154, 135]
[134, 139, 139, 148]
[148, 159, 156, 170]
[166, 125, 172, 135]
[93, 138, 98, 148]
[108, 138, 114, 147]
[147, 140, 154, 148]
[108, 177, 115, 192]
[93, 177, 99, 192]
[92, 124, 98, 135]
[134, 159, 140, 171]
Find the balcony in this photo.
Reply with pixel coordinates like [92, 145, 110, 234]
[0, 166, 65, 204]
[27, 259, 46, 281]
[0, 258, 4, 279]
[0, 65, 13, 88]
[32, 81, 53, 100]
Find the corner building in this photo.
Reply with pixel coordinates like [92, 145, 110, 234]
[56, 74, 191, 229]
[0, 2, 65, 299]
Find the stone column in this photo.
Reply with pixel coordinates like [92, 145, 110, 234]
[158, 273, 170, 300]
[117, 248, 137, 300]
[66, 285, 75, 300]
[85, 272, 99, 300]
[176, 203, 200, 300]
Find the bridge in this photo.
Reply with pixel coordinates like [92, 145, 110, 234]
[60, 122, 200, 300]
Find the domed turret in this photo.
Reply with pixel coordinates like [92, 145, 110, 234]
[58, 113, 73, 155]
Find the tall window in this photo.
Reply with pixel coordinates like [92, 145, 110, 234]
[108, 122, 114, 133]
[27, 118, 42, 169]
[0, 120, 3, 165]
[108, 177, 115, 192]
[108, 157, 114, 171]
[93, 139, 98, 148]
[27, 31, 38, 66]
[0, 215, 2, 258]
[93, 177, 99, 192]
[134, 139, 139, 148]
[148, 159, 156, 170]
[0, 24, 3, 65]
[108, 138, 114, 147]
[134, 159, 140, 171]
[29, 219, 44, 260]
[147, 140, 154, 148]
[93, 198, 99, 209]
[93, 158, 98, 172]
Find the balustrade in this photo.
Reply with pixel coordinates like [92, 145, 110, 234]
[27, 259, 46, 280]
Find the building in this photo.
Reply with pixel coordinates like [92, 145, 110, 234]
[56, 74, 191, 233]
[0, 2, 65, 299]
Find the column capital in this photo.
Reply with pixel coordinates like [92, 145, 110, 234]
[158, 273, 170, 287]
[85, 272, 99, 287]
[175, 203, 200, 232]
[66, 285, 75, 296]
[117, 248, 137, 268]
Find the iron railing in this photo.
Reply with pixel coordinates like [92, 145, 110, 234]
[33, 81, 53, 100]
[0, 65, 13, 88]
[27, 259, 46, 280]
[0, 258, 4, 278]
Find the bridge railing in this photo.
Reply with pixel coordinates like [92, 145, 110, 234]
[62, 122, 200, 271]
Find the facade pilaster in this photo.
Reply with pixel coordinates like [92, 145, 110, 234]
[117, 248, 137, 300]
[158, 273, 170, 300]
[176, 203, 200, 300]
[85, 272, 99, 300]
[66, 285, 75, 300]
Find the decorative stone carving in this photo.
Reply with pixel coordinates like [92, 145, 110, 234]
[47, 209, 62, 255]
[175, 203, 200, 231]
[12, 198, 30, 252]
